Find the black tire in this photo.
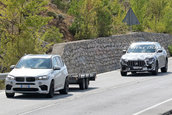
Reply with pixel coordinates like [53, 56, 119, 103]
[6, 92, 15, 98]
[85, 78, 89, 89]
[161, 59, 168, 73]
[79, 78, 85, 90]
[59, 78, 69, 94]
[47, 81, 54, 98]
[152, 61, 159, 75]
[121, 71, 127, 76]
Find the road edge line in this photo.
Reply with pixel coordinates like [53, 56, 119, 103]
[133, 98, 172, 115]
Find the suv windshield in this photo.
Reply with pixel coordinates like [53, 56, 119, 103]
[15, 57, 52, 69]
[127, 44, 156, 53]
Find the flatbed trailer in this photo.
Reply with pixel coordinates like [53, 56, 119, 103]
[68, 73, 96, 90]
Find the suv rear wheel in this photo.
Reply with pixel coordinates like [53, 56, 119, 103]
[161, 59, 168, 73]
[59, 78, 69, 94]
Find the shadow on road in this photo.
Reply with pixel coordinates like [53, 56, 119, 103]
[69, 87, 98, 93]
[12, 93, 73, 100]
[10, 87, 97, 100]
[126, 72, 172, 77]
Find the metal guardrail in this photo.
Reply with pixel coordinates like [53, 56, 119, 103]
[0, 73, 8, 80]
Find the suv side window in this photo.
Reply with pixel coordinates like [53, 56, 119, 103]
[52, 57, 58, 67]
[58, 57, 64, 67]
[55, 56, 62, 67]
[156, 43, 162, 49]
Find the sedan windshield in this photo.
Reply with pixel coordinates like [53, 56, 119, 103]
[15, 57, 52, 69]
[127, 44, 156, 53]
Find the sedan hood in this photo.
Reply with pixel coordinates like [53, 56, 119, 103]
[9, 68, 53, 77]
[121, 53, 155, 60]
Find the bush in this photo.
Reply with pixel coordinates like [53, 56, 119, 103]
[0, 80, 5, 90]
[51, 0, 69, 12]
[168, 45, 172, 56]
[42, 26, 63, 43]
[47, 11, 57, 19]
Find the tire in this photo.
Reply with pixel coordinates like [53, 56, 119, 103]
[79, 78, 85, 90]
[121, 71, 127, 76]
[59, 78, 69, 94]
[152, 61, 159, 75]
[161, 59, 168, 73]
[47, 81, 54, 98]
[85, 78, 89, 89]
[6, 92, 15, 98]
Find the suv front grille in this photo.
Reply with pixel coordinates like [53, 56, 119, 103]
[26, 77, 35, 82]
[127, 60, 145, 67]
[15, 77, 36, 82]
[15, 77, 25, 82]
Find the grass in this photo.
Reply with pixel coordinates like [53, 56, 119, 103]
[168, 45, 172, 56]
[0, 80, 5, 90]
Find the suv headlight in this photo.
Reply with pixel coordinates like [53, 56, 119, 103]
[146, 58, 155, 65]
[121, 59, 127, 65]
[6, 75, 15, 80]
[37, 75, 49, 80]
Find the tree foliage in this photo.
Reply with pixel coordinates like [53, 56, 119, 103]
[0, 0, 62, 72]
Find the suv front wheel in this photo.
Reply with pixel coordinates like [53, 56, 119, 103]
[47, 81, 54, 98]
[6, 92, 15, 98]
[121, 71, 127, 76]
[152, 61, 159, 75]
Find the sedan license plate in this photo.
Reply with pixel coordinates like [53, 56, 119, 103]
[21, 85, 30, 88]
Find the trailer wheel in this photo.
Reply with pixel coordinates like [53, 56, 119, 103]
[85, 78, 89, 89]
[79, 78, 85, 90]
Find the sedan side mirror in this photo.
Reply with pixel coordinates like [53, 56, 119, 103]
[53, 66, 61, 70]
[123, 50, 126, 54]
[10, 65, 15, 70]
[157, 49, 163, 53]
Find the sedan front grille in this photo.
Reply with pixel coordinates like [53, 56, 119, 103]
[127, 60, 145, 67]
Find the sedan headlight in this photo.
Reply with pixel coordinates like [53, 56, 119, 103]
[37, 75, 49, 80]
[6, 75, 15, 80]
[146, 58, 155, 65]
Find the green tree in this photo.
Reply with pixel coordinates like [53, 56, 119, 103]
[68, 0, 98, 40]
[0, 0, 52, 72]
[96, 0, 113, 37]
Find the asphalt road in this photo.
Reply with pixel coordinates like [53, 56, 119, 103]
[1, 58, 172, 115]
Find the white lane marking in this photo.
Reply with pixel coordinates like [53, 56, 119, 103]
[133, 98, 172, 115]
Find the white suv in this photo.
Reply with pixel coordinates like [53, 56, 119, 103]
[120, 42, 168, 76]
[5, 54, 69, 98]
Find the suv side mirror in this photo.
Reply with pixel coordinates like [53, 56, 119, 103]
[53, 66, 61, 70]
[157, 49, 163, 53]
[123, 50, 126, 54]
[10, 65, 15, 70]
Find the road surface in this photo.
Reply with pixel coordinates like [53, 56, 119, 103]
[1, 58, 172, 115]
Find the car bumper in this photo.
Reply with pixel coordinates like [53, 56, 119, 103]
[5, 79, 51, 94]
[120, 63, 156, 72]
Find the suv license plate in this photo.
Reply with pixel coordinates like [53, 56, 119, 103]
[133, 67, 142, 70]
[21, 85, 30, 88]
